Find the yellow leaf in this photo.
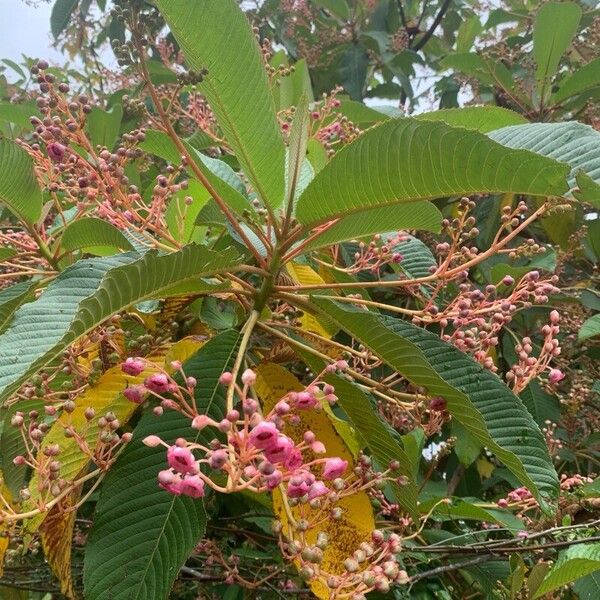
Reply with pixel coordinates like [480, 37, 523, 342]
[40, 488, 81, 599]
[26, 336, 204, 531]
[0, 480, 14, 577]
[255, 363, 375, 600]
[477, 458, 495, 479]
[286, 263, 338, 339]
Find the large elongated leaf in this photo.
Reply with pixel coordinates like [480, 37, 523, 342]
[312, 298, 559, 510]
[295, 118, 569, 228]
[301, 203, 442, 251]
[489, 122, 600, 199]
[0, 281, 37, 334]
[84, 331, 240, 600]
[60, 217, 134, 254]
[324, 375, 419, 518]
[156, 0, 285, 209]
[0, 245, 239, 402]
[533, 2, 581, 95]
[0, 138, 42, 224]
[50, 0, 78, 39]
[533, 543, 600, 598]
[552, 57, 600, 104]
[415, 107, 527, 132]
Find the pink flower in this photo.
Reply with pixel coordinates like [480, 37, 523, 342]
[548, 368, 565, 384]
[241, 369, 256, 386]
[295, 391, 318, 410]
[143, 435, 163, 447]
[208, 449, 228, 470]
[167, 446, 197, 474]
[496, 498, 508, 508]
[284, 448, 303, 470]
[287, 479, 311, 498]
[123, 384, 145, 404]
[47, 142, 66, 161]
[429, 397, 446, 412]
[265, 436, 294, 464]
[158, 470, 183, 495]
[311, 441, 326, 454]
[322, 457, 348, 480]
[249, 421, 279, 449]
[219, 371, 233, 385]
[179, 475, 205, 498]
[266, 470, 282, 489]
[308, 481, 329, 500]
[191, 414, 211, 430]
[121, 357, 145, 376]
[144, 373, 171, 394]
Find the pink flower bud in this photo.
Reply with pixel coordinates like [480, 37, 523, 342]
[124, 384, 146, 404]
[186, 376, 197, 388]
[191, 414, 211, 430]
[336, 360, 349, 371]
[308, 480, 329, 500]
[502, 275, 514, 286]
[322, 457, 348, 480]
[158, 469, 175, 485]
[219, 371, 233, 385]
[208, 449, 228, 470]
[241, 369, 256, 386]
[274, 400, 290, 415]
[549, 310, 560, 324]
[169, 360, 182, 371]
[47, 142, 66, 161]
[13, 455, 26, 466]
[249, 421, 279, 449]
[548, 368, 565, 384]
[121, 357, 145, 376]
[159, 472, 183, 495]
[266, 469, 282, 489]
[143, 435, 163, 447]
[167, 446, 198, 474]
[497, 498, 508, 508]
[429, 396, 447, 412]
[180, 475, 205, 498]
[284, 448, 303, 470]
[144, 373, 171, 394]
[311, 441, 326, 454]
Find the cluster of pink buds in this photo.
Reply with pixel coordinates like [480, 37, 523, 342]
[506, 310, 562, 393]
[131, 360, 369, 502]
[496, 486, 537, 515]
[342, 232, 404, 275]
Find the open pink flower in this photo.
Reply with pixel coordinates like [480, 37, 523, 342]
[264, 435, 294, 464]
[121, 357, 145, 376]
[167, 446, 198, 474]
[295, 391, 318, 410]
[47, 142, 66, 162]
[287, 479, 311, 498]
[179, 475, 205, 498]
[322, 457, 348, 480]
[248, 421, 279, 449]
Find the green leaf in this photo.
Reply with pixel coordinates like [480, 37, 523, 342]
[533, 543, 600, 598]
[0, 281, 37, 334]
[489, 122, 600, 198]
[0, 102, 39, 129]
[519, 380, 561, 427]
[0, 244, 240, 402]
[86, 104, 123, 150]
[60, 217, 134, 255]
[338, 44, 369, 101]
[552, 57, 600, 104]
[0, 138, 42, 224]
[311, 298, 559, 511]
[51, 0, 78, 39]
[415, 107, 528, 132]
[295, 118, 569, 229]
[533, 2, 582, 95]
[301, 203, 442, 251]
[574, 571, 600, 600]
[456, 14, 482, 53]
[579, 314, 600, 342]
[165, 180, 210, 243]
[286, 93, 310, 212]
[84, 331, 240, 600]
[156, 0, 285, 209]
[324, 376, 419, 519]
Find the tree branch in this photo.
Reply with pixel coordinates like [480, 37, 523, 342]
[413, 0, 452, 51]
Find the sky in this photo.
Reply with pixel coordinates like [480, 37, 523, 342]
[0, 1, 65, 71]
